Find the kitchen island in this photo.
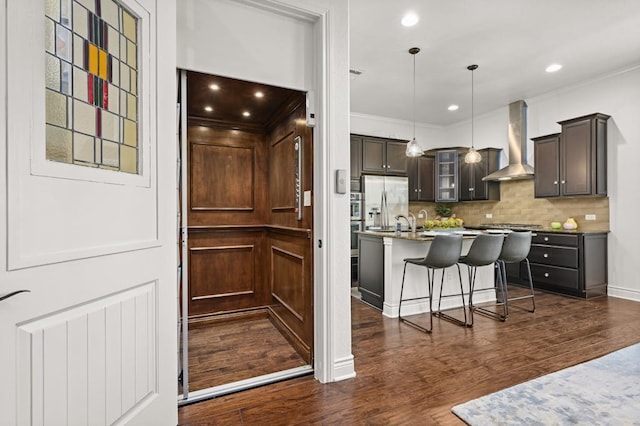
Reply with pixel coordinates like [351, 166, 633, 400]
[357, 230, 497, 318]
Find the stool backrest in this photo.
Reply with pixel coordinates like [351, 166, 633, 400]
[463, 234, 505, 266]
[500, 231, 532, 262]
[423, 234, 464, 268]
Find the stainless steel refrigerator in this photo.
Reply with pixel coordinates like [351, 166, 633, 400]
[362, 175, 409, 230]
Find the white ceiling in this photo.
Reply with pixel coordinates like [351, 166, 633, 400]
[350, 0, 640, 126]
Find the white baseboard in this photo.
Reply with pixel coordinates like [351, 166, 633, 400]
[332, 354, 356, 382]
[607, 285, 640, 302]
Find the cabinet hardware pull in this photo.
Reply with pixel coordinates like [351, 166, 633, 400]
[544, 273, 550, 278]
[544, 237, 549, 241]
[561, 180, 566, 184]
[543, 253, 549, 258]
[553, 181, 558, 184]
[0, 289, 31, 302]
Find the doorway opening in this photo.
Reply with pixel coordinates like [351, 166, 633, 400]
[177, 70, 315, 404]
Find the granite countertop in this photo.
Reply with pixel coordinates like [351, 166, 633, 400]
[359, 227, 609, 241]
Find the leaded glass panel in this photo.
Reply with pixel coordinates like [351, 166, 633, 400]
[45, 0, 139, 174]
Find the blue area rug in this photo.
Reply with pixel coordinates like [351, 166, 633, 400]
[452, 343, 640, 425]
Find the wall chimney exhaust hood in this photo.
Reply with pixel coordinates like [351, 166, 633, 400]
[482, 100, 534, 181]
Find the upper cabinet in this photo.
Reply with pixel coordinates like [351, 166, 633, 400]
[360, 136, 408, 175]
[408, 155, 435, 202]
[458, 148, 501, 201]
[533, 113, 609, 198]
[435, 150, 459, 202]
[350, 135, 362, 192]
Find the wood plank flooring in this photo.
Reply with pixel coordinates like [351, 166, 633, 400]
[184, 313, 307, 392]
[179, 287, 640, 425]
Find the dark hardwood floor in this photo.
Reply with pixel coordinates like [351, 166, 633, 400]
[183, 312, 307, 392]
[179, 287, 640, 425]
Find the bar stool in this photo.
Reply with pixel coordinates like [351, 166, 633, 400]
[459, 233, 505, 327]
[399, 234, 464, 333]
[498, 231, 535, 315]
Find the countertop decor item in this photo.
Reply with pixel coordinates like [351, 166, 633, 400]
[435, 203, 453, 218]
[551, 221, 562, 230]
[405, 47, 424, 157]
[563, 217, 578, 230]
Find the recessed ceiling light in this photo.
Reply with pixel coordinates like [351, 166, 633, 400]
[545, 63, 563, 73]
[209, 84, 220, 91]
[242, 111, 251, 117]
[254, 91, 264, 98]
[448, 104, 459, 111]
[204, 106, 213, 112]
[401, 11, 419, 27]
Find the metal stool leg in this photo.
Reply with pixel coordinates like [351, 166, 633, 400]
[433, 264, 468, 328]
[505, 258, 536, 313]
[398, 262, 434, 333]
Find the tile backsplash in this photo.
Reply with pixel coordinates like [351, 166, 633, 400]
[410, 180, 609, 231]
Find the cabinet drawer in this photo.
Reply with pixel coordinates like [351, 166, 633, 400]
[532, 233, 578, 247]
[530, 263, 580, 291]
[529, 245, 578, 268]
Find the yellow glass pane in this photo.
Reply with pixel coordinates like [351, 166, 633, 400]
[73, 99, 96, 135]
[46, 124, 72, 163]
[73, 132, 94, 162]
[127, 40, 136, 69]
[127, 93, 136, 120]
[122, 9, 136, 42]
[120, 144, 137, 174]
[130, 69, 137, 95]
[73, 67, 88, 103]
[102, 140, 119, 167]
[46, 89, 67, 127]
[45, 18, 55, 53]
[99, 49, 108, 79]
[120, 88, 127, 117]
[72, 2, 88, 39]
[89, 44, 98, 75]
[46, 53, 60, 91]
[123, 119, 137, 147]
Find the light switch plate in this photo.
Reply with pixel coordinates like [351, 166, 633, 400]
[585, 214, 596, 221]
[304, 190, 312, 206]
[335, 169, 346, 194]
[485, 213, 493, 219]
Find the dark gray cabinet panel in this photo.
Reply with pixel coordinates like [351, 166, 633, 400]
[534, 113, 609, 198]
[408, 155, 435, 201]
[459, 148, 501, 201]
[350, 136, 362, 192]
[360, 136, 408, 176]
[358, 234, 384, 310]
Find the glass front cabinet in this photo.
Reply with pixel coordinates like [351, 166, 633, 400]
[435, 150, 458, 202]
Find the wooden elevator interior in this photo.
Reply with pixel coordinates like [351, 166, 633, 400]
[182, 71, 314, 387]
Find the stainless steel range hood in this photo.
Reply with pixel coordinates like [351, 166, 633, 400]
[482, 100, 534, 181]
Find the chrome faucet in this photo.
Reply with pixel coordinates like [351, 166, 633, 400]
[396, 213, 417, 234]
[418, 209, 429, 224]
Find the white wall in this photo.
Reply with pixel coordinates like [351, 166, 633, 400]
[177, 0, 353, 382]
[351, 65, 640, 301]
[350, 112, 446, 147]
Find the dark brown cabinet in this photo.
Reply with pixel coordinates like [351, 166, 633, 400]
[358, 233, 384, 310]
[528, 232, 608, 298]
[350, 135, 362, 192]
[458, 148, 501, 201]
[533, 133, 561, 197]
[408, 155, 435, 201]
[435, 150, 459, 202]
[533, 113, 609, 198]
[360, 136, 408, 175]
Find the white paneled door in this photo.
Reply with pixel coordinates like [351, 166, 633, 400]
[0, 0, 177, 424]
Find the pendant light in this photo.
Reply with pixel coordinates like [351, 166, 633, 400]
[464, 64, 482, 164]
[406, 47, 424, 157]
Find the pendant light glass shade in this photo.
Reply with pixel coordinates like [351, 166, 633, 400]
[465, 64, 482, 164]
[406, 47, 424, 157]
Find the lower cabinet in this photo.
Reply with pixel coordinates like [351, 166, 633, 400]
[358, 234, 384, 309]
[508, 231, 608, 298]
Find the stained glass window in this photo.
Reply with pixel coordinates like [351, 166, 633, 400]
[45, 0, 139, 174]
